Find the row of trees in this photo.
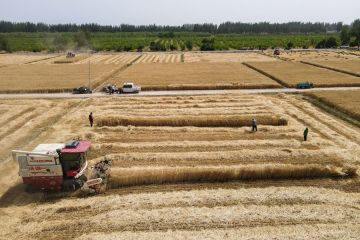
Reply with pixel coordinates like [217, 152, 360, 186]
[0, 20, 345, 34]
[340, 19, 360, 48]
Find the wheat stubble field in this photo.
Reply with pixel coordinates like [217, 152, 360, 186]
[306, 90, 360, 120]
[0, 93, 360, 239]
[0, 51, 359, 92]
[245, 61, 360, 87]
[274, 50, 360, 61]
[112, 62, 281, 90]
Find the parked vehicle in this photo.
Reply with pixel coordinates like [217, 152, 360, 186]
[103, 84, 119, 94]
[296, 82, 314, 89]
[120, 82, 141, 94]
[73, 86, 92, 94]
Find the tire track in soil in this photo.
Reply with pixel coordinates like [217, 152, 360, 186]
[0, 106, 35, 127]
[32, 219, 358, 240]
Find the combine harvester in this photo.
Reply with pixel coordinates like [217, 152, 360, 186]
[12, 140, 111, 194]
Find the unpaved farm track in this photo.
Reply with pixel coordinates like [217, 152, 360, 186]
[0, 94, 360, 239]
[1, 86, 360, 99]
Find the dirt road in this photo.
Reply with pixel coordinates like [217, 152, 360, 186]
[1, 87, 360, 99]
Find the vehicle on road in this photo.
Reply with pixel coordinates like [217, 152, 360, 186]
[103, 84, 119, 94]
[296, 82, 314, 89]
[120, 82, 141, 94]
[73, 86, 92, 94]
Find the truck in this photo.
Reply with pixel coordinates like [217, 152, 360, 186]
[12, 140, 111, 193]
[120, 82, 141, 94]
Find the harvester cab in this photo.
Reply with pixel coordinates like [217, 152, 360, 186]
[59, 140, 90, 191]
[12, 140, 110, 194]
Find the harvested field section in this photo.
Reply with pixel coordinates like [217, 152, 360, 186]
[76, 54, 141, 65]
[4, 187, 360, 239]
[305, 90, 360, 121]
[135, 53, 182, 63]
[184, 52, 277, 63]
[1, 94, 360, 239]
[275, 50, 360, 61]
[53, 54, 90, 64]
[0, 64, 120, 92]
[246, 61, 360, 87]
[0, 53, 58, 65]
[303, 60, 360, 76]
[113, 62, 281, 90]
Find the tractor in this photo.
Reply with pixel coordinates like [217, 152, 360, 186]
[12, 140, 111, 194]
[296, 82, 314, 89]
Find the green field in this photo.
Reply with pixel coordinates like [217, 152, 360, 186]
[0, 32, 340, 52]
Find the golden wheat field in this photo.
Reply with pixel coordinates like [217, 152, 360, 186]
[0, 53, 60, 65]
[245, 61, 360, 87]
[112, 62, 281, 90]
[0, 64, 123, 92]
[184, 52, 277, 63]
[53, 54, 91, 64]
[0, 93, 359, 239]
[306, 90, 360, 120]
[134, 53, 182, 63]
[303, 60, 360, 76]
[75, 53, 141, 65]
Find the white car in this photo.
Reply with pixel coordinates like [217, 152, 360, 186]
[121, 82, 141, 94]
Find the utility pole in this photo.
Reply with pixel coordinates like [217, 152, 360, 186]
[88, 60, 91, 90]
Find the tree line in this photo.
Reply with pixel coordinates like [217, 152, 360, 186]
[340, 19, 360, 48]
[0, 20, 345, 34]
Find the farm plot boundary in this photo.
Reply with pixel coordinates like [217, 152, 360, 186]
[301, 61, 360, 77]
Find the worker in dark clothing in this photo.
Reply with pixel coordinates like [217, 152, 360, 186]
[89, 112, 94, 127]
[303, 127, 309, 141]
[252, 118, 257, 132]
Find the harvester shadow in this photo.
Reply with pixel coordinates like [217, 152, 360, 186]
[0, 183, 45, 207]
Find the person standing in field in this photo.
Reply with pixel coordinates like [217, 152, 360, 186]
[89, 112, 94, 127]
[303, 127, 309, 141]
[252, 118, 257, 132]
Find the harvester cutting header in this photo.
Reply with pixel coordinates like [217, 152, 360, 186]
[12, 140, 111, 194]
